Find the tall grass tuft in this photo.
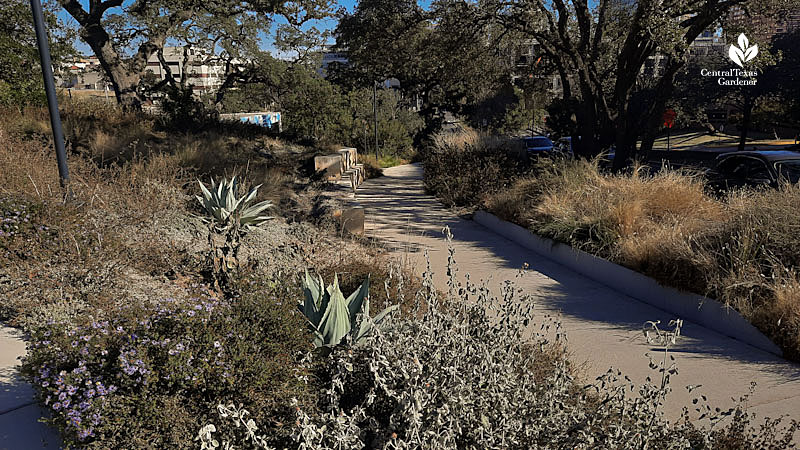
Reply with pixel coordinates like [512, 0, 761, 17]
[478, 157, 800, 360]
[422, 127, 527, 207]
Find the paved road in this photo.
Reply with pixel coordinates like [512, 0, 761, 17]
[351, 163, 800, 425]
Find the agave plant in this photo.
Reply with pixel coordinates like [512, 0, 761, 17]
[196, 177, 273, 230]
[299, 270, 398, 348]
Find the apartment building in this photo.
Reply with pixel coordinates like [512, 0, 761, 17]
[319, 44, 349, 78]
[728, 7, 800, 39]
[61, 47, 227, 96]
[144, 47, 226, 93]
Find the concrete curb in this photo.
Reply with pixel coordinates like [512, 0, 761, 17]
[473, 210, 782, 356]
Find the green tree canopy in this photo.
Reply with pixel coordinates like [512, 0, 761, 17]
[332, 0, 525, 121]
[0, 0, 76, 107]
[57, 0, 332, 109]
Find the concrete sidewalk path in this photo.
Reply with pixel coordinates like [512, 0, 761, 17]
[0, 325, 62, 449]
[351, 163, 800, 424]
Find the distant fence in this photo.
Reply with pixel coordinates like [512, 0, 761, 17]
[220, 111, 282, 132]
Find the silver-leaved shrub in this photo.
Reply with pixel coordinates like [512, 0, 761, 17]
[200, 250, 797, 449]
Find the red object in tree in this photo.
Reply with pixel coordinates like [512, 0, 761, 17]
[663, 109, 676, 129]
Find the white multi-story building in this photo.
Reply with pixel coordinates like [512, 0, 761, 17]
[61, 48, 227, 95]
[319, 44, 349, 78]
[144, 47, 226, 94]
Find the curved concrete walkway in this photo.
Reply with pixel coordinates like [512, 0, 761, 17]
[0, 325, 61, 449]
[351, 163, 800, 425]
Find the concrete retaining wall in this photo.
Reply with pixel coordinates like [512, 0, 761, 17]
[314, 148, 365, 189]
[473, 210, 782, 356]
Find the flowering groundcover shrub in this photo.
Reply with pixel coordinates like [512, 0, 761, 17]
[22, 278, 315, 448]
[0, 196, 46, 240]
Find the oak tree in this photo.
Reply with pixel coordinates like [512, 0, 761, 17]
[57, 0, 332, 110]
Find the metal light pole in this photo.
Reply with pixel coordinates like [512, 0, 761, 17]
[29, 0, 70, 191]
[373, 81, 379, 161]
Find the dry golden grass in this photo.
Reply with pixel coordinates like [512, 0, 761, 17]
[479, 158, 800, 360]
[1, 104, 422, 326]
[504, 160, 726, 259]
[431, 125, 480, 150]
[0, 128, 191, 326]
[538, 162, 723, 238]
[430, 126, 521, 154]
[484, 178, 542, 224]
[423, 128, 528, 207]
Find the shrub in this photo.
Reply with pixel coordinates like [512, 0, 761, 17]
[21, 278, 315, 448]
[421, 127, 527, 207]
[201, 255, 798, 449]
[317, 255, 426, 318]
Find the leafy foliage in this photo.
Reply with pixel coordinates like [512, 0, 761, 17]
[0, 0, 76, 107]
[222, 63, 424, 158]
[332, 0, 522, 121]
[22, 279, 315, 448]
[56, 0, 332, 109]
[202, 252, 798, 449]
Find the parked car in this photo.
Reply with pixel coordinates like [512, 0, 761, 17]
[523, 136, 555, 153]
[555, 137, 575, 157]
[708, 150, 800, 191]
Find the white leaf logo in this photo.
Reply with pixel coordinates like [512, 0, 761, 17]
[729, 33, 758, 67]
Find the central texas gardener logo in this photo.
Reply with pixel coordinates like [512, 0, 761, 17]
[729, 33, 758, 68]
[699, 33, 758, 86]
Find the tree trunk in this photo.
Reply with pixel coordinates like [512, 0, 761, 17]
[110, 71, 143, 111]
[83, 31, 148, 111]
[59, 0, 163, 112]
[618, 59, 684, 169]
[612, 111, 638, 171]
[738, 93, 753, 151]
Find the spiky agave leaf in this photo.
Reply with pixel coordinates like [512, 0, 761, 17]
[239, 200, 274, 227]
[345, 274, 370, 323]
[317, 275, 352, 347]
[301, 269, 327, 327]
[196, 177, 274, 230]
[298, 271, 398, 348]
[356, 300, 398, 342]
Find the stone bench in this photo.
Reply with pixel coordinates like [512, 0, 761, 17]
[338, 148, 357, 172]
[314, 154, 343, 180]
